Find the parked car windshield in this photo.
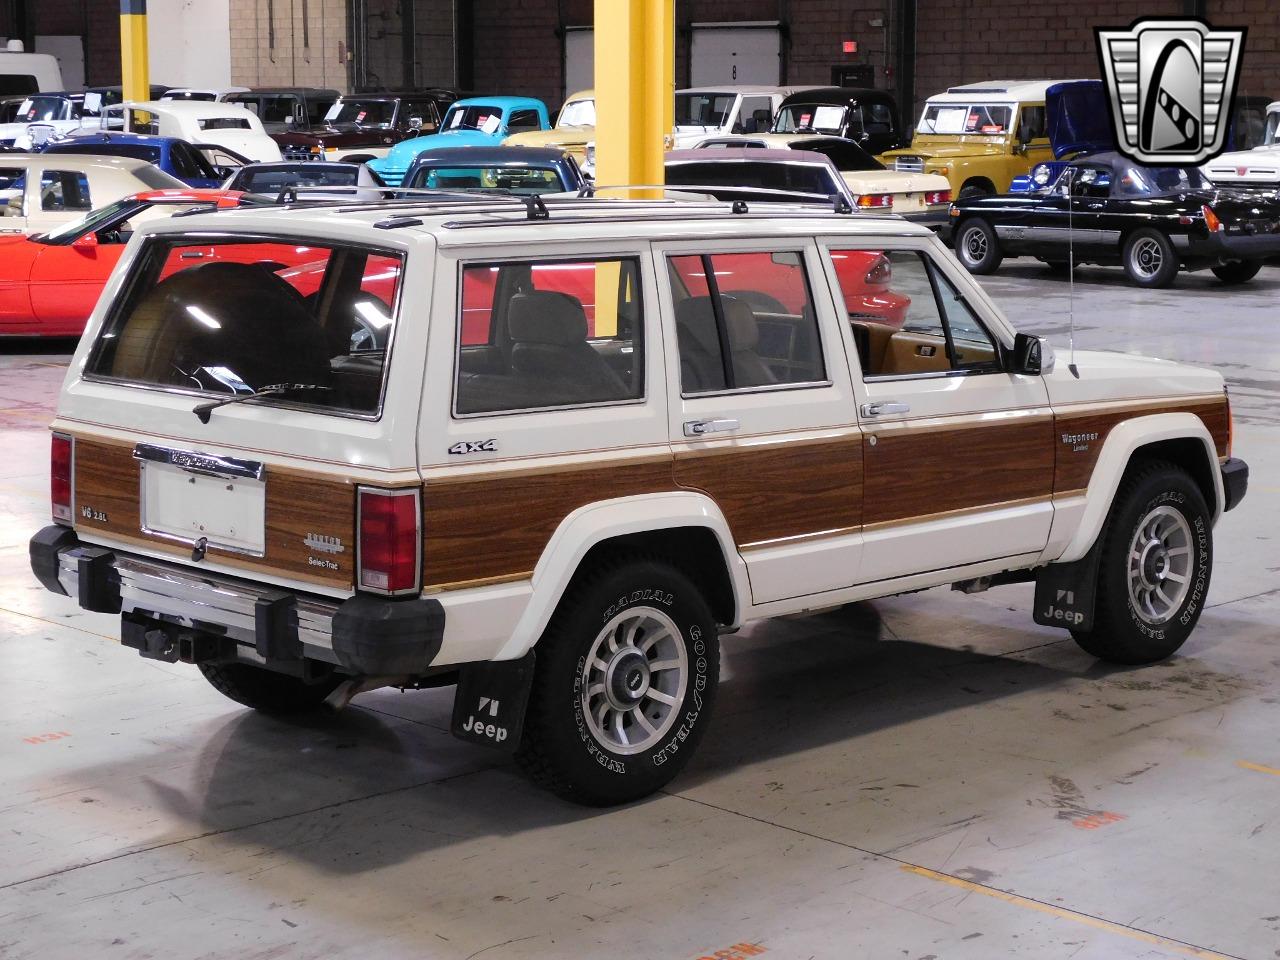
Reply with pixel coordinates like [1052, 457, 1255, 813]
[1111, 164, 1211, 197]
[235, 165, 360, 192]
[773, 104, 847, 135]
[444, 105, 506, 134]
[407, 164, 564, 193]
[675, 93, 735, 128]
[557, 98, 595, 128]
[39, 197, 139, 243]
[917, 103, 1012, 135]
[17, 96, 73, 121]
[85, 238, 405, 417]
[323, 99, 395, 128]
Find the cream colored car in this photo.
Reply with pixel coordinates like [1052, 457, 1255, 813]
[502, 88, 594, 163]
[0, 154, 184, 235]
[693, 133, 952, 223]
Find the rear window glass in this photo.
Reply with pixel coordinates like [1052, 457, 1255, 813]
[408, 164, 563, 193]
[198, 117, 252, 130]
[49, 142, 163, 164]
[86, 238, 403, 417]
[238, 166, 360, 192]
[666, 160, 839, 199]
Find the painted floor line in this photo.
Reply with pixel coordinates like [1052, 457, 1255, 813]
[1236, 759, 1280, 777]
[0, 603, 117, 642]
[672, 793, 1243, 959]
[902, 864, 1242, 960]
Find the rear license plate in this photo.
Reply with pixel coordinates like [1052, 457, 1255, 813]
[140, 461, 266, 556]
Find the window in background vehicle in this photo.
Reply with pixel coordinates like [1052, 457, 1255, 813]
[666, 160, 838, 198]
[507, 109, 543, 134]
[1017, 105, 1046, 141]
[85, 239, 403, 416]
[558, 98, 596, 128]
[830, 249, 999, 378]
[455, 257, 643, 415]
[918, 103, 1012, 135]
[39, 171, 91, 211]
[413, 164, 561, 194]
[0, 76, 38, 96]
[675, 93, 735, 128]
[774, 104, 847, 135]
[864, 100, 895, 136]
[257, 96, 299, 125]
[667, 251, 826, 394]
[199, 117, 252, 131]
[739, 96, 774, 133]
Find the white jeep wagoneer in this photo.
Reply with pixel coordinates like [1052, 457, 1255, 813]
[30, 195, 1247, 804]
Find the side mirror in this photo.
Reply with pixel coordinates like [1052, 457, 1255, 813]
[72, 231, 99, 249]
[1012, 332, 1054, 375]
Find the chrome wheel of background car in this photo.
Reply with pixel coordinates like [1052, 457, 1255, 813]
[1126, 505, 1194, 625]
[579, 606, 688, 755]
[961, 225, 988, 264]
[1130, 236, 1164, 278]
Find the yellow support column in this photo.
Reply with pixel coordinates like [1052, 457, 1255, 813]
[120, 0, 150, 104]
[593, 0, 674, 198]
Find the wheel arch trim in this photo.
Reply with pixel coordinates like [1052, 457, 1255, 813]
[1056, 412, 1222, 564]
[493, 491, 747, 661]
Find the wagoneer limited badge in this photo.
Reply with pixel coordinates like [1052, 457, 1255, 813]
[304, 534, 345, 554]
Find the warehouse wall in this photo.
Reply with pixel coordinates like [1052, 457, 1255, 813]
[227, 0, 349, 91]
[148, 0, 233, 88]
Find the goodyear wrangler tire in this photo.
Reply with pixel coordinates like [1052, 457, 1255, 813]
[1072, 462, 1212, 665]
[516, 560, 720, 805]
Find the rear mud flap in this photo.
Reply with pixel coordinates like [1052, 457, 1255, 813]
[450, 652, 535, 752]
[1034, 545, 1103, 632]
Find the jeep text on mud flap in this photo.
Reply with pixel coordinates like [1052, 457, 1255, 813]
[30, 195, 1247, 805]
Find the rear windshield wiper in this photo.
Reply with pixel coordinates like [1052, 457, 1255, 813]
[193, 383, 331, 423]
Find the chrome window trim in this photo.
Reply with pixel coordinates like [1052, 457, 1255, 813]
[81, 231, 407, 423]
[449, 253, 648, 420]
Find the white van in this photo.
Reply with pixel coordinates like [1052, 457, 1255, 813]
[0, 50, 64, 96]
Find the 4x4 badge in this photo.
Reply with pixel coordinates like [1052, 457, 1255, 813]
[448, 439, 497, 455]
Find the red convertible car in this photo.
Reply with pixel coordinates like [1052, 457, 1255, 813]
[0, 189, 317, 337]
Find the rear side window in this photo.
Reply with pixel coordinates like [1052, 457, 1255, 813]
[86, 238, 404, 416]
[667, 251, 826, 394]
[507, 109, 542, 133]
[455, 257, 644, 415]
[40, 171, 92, 211]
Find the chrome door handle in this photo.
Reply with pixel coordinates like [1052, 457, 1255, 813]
[860, 401, 910, 417]
[683, 418, 741, 437]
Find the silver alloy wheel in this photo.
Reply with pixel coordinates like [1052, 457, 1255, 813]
[1130, 236, 1164, 278]
[580, 606, 688, 755]
[1126, 504, 1194, 624]
[962, 225, 988, 264]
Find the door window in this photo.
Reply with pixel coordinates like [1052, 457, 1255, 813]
[667, 251, 826, 394]
[863, 100, 895, 136]
[39, 171, 92, 211]
[507, 109, 542, 134]
[739, 96, 773, 132]
[455, 257, 644, 415]
[830, 249, 1000, 378]
[1017, 105, 1047, 142]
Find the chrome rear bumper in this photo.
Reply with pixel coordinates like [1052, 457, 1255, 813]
[55, 547, 342, 661]
[30, 527, 446, 676]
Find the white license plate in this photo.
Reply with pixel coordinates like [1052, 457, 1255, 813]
[141, 462, 266, 555]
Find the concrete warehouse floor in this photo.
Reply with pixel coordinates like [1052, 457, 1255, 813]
[1, 260, 1278, 960]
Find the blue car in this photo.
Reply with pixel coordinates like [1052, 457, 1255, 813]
[40, 133, 231, 188]
[401, 146, 586, 195]
[368, 96, 549, 186]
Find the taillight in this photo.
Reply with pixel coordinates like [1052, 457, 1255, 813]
[856, 193, 893, 208]
[51, 433, 73, 524]
[925, 189, 951, 205]
[865, 254, 892, 284]
[1203, 204, 1223, 233]
[357, 486, 421, 595]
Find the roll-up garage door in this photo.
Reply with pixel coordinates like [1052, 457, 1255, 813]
[690, 22, 781, 86]
[564, 27, 594, 96]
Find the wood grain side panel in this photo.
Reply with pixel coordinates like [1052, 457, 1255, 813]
[863, 419, 1055, 526]
[674, 436, 863, 546]
[422, 458, 677, 587]
[72, 436, 356, 588]
[1054, 398, 1230, 493]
